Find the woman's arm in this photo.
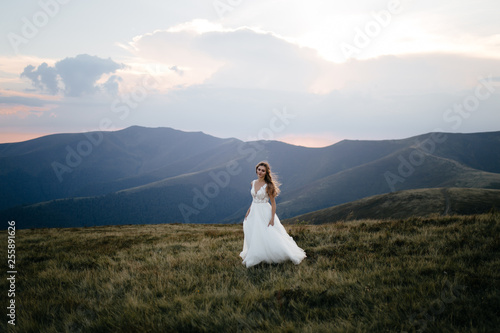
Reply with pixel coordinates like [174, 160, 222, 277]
[268, 194, 276, 226]
[244, 181, 252, 220]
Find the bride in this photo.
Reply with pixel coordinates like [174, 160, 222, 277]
[240, 161, 306, 268]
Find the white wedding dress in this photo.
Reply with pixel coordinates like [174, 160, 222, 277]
[240, 180, 306, 268]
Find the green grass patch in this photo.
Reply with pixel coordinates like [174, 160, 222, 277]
[1, 214, 499, 332]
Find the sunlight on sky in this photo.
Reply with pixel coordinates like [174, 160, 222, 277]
[0, 131, 48, 143]
[277, 133, 344, 148]
[0, 0, 499, 146]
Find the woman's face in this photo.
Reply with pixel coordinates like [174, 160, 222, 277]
[256, 165, 267, 179]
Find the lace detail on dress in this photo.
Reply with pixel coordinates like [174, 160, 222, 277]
[251, 181, 269, 203]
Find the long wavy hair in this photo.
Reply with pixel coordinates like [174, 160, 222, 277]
[255, 161, 281, 197]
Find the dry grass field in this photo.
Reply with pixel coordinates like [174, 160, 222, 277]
[1, 213, 499, 332]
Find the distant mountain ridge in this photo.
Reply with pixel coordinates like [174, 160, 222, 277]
[1, 126, 499, 228]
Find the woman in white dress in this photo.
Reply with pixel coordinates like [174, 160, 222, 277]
[240, 161, 306, 268]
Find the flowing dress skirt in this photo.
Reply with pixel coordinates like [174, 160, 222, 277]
[240, 201, 306, 268]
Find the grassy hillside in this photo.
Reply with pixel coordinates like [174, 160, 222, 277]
[278, 148, 500, 219]
[284, 188, 500, 225]
[1, 214, 498, 332]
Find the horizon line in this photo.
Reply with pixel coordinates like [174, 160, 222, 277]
[1, 126, 499, 148]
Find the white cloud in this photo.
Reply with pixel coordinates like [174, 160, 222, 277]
[121, 20, 500, 96]
[217, 0, 500, 62]
[20, 54, 124, 97]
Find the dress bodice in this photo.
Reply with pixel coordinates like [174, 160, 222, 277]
[251, 180, 269, 203]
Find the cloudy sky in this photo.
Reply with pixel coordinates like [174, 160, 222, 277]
[1, 0, 499, 146]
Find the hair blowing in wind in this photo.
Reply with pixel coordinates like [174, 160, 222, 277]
[255, 161, 281, 197]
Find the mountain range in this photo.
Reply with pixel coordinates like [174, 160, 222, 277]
[1, 126, 499, 228]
